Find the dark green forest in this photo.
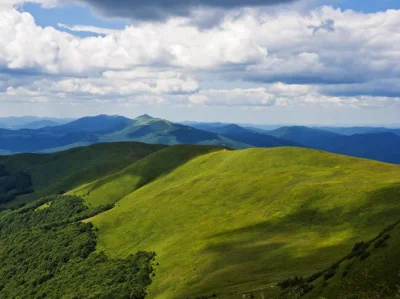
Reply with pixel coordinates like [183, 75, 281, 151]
[0, 195, 156, 299]
[0, 164, 33, 204]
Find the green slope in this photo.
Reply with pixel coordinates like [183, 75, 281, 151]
[0, 142, 165, 206]
[83, 147, 400, 298]
[70, 145, 223, 207]
[303, 221, 400, 299]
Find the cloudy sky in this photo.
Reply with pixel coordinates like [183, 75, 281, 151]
[1, 0, 400, 125]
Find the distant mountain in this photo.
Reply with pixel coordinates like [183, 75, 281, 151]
[99, 115, 249, 149]
[0, 115, 249, 154]
[318, 126, 400, 136]
[191, 123, 298, 147]
[43, 115, 133, 134]
[182, 121, 232, 131]
[0, 116, 73, 129]
[1, 116, 400, 164]
[319, 133, 400, 164]
[182, 121, 282, 131]
[265, 126, 341, 148]
[0, 115, 132, 153]
[14, 120, 62, 130]
[264, 126, 400, 164]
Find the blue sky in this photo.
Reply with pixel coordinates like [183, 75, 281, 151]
[21, 3, 127, 37]
[333, 0, 400, 12]
[0, 0, 399, 125]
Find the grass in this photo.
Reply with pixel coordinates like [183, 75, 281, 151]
[305, 222, 400, 299]
[0, 142, 165, 207]
[81, 146, 400, 298]
[70, 145, 223, 207]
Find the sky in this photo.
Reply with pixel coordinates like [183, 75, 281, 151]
[0, 0, 400, 125]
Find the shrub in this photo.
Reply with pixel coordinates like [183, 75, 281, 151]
[374, 235, 389, 249]
[360, 251, 371, 261]
[278, 276, 304, 289]
[307, 271, 324, 283]
[324, 269, 336, 280]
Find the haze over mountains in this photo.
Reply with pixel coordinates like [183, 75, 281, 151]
[0, 116, 73, 130]
[0, 114, 399, 164]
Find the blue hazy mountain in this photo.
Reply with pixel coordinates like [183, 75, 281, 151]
[316, 126, 400, 136]
[0, 116, 73, 129]
[189, 123, 298, 147]
[1, 115, 400, 164]
[264, 126, 400, 164]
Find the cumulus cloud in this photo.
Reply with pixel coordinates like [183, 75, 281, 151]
[2, 69, 199, 98]
[3, 6, 400, 83]
[1, 5, 400, 110]
[0, 9, 268, 74]
[75, 0, 298, 21]
[57, 23, 122, 35]
[189, 88, 276, 106]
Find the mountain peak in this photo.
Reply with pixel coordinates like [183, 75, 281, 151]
[134, 114, 156, 124]
[136, 114, 154, 120]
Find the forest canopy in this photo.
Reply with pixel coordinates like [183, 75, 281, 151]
[0, 195, 156, 299]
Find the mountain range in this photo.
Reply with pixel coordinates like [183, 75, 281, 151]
[0, 116, 73, 130]
[0, 115, 400, 164]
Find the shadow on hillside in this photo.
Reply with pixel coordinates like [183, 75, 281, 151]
[83, 145, 221, 200]
[182, 183, 400, 297]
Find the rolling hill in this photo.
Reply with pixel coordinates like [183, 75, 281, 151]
[0, 142, 165, 206]
[63, 145, 400, 298]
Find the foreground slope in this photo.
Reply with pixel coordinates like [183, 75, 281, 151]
[87, 147, 400, 298]
[70, 145, 223, 207]
[0, 142, 165, 206]
[311, 227, 400, 299]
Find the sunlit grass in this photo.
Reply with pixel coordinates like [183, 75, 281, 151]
[83, 147, 400, 298]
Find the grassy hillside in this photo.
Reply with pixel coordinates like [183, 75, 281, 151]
[70, 145, 223, 207]
[303, 221, 400, 299]
[0, 142, 165, 206]
[80, 147, 400, 298]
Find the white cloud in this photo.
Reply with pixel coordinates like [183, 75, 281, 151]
[189, 88, 276, 106]
[1, 69, 199, 100]
[57, 23, 122, 35]
[2, 6, 400, 80]
[0, 4, 400, 112]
